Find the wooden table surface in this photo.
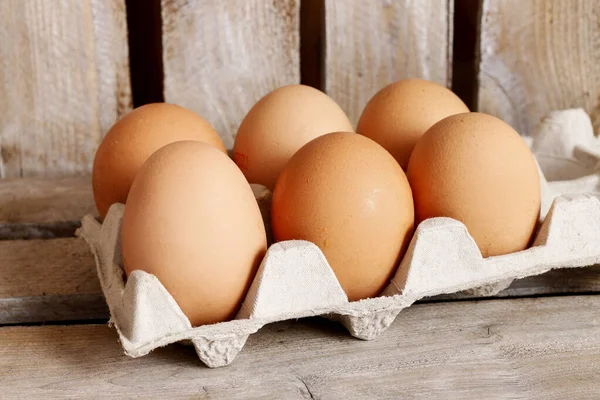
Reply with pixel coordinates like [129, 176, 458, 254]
[2, 296, 600, 399]
[1, 178, 599, 399]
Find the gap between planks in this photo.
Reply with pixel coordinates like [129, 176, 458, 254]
[300, 0, 324, 90]
[125, 0, 164, 106]
[2, 295, 600, 398]
[451, 0, 481, 109]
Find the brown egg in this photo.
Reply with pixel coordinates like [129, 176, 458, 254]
[271, 132, 414, 301]
[92, 103, 226, 219]
[121, 141, 267, 326]
[357, 79, 469, 169]
[233, 84, 353, 189]
[407, 112, 541, 257]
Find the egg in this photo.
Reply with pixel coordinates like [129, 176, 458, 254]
[92, 103, 226, 219]
[233, 84, 353, 189]
[121, 141, 267, 326]
[407, 112, 541, 257]
[271, 132, 414, 301]
[357, 79, 469, 169]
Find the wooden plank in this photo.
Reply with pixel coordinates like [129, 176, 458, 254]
[478, 0, 600, 135]
[0, 237, 106, 324]
[2, 295, 600, 398]
[0, 238, 98, 298]
[324, 0, 454, 126]
[0, 231, 598, 324]
[0, 176, 95, 239]
[0, 0, 131, 178]
[162, 0, 300, 148]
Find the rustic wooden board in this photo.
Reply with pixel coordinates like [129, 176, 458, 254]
[0, 0, 131, 178]
[2, 295, 600, 398]
[0, 232, 598, 324]
[478, 0, 600, 135]
[162, 0, 300, 148]
[0, 176, 95, 239]
[324, 0, 454, 126]
[0, 237, 105, 324]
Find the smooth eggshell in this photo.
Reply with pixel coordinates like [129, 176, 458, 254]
[271, 132, 414, 301]
[357, 79, 469, 169]
[93, 103, 226, 219]
[406, 112, 541, 257]
[121, 141, 267, 326]
[233, 84, 353, 189]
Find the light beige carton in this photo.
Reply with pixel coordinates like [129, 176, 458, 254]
[77, 109, 600, 368]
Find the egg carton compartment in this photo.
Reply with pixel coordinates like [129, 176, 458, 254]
[77, 108, 600, 368]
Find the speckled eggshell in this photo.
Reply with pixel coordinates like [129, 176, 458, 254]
[407, 112, 541, 258]
[233, 84, 353, 189]
[271, 132, 414, 301]
[93, 103, 226, 219]
[121, 141, 267, 326]
[357, 79, 469, 169]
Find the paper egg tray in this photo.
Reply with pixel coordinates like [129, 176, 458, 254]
[77, 191, 600, 368]
[77, 108, 600, 368]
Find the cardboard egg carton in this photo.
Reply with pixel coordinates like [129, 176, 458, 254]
[77, 109, 600, 368]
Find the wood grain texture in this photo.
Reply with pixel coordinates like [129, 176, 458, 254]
[478, 0, 600, 135]
[2, 295, 600, 398]
[0, 177, 95, 224]
[324, 0, 454, 126]
[0, 176, 95, 239]
[0, 238, 98, 298]
[0, 237, 105, 324]
[162, 0, 300, 148]
[0, 0, 131, 178]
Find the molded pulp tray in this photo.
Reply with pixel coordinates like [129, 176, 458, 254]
[77, 109, 600, 368]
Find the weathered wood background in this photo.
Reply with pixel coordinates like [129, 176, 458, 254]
[324, 0, 453, 125]
[3, 0, 599, 164]
[1, 0, 599, 397]
[162, 0, 300, 147]
[0, 0, 131, 178]
[478, 0, 600, 135]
